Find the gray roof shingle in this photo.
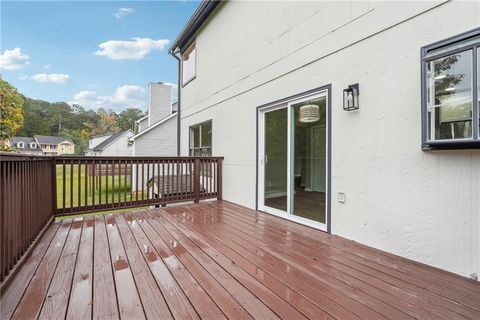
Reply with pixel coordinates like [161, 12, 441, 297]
[34, 135, 74, 145]
[92, 130, 128, 151]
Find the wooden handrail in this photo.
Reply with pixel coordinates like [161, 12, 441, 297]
[0, 154, 55, 285]
[0, 153, 224, 284]
[53, 156, 224, 216]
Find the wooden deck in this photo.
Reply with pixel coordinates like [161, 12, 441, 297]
[2, 201, 479, 319]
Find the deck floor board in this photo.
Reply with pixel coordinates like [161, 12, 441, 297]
[2, 200, 479, 319]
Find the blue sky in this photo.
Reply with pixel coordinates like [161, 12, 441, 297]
[0, 1, 199, 111]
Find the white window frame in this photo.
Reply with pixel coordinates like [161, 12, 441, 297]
[182, 42, 196, 86]
[257, 88, 330, 232]
[17, 142, 24, 148]
[30, 143, 37, 149]
[189, 120, 212, 156]
[421, 28, 480, 150]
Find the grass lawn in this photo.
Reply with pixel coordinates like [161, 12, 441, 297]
[56, 164, 147, 218]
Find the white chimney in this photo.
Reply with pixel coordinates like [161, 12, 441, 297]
[148, 82, 173, 126]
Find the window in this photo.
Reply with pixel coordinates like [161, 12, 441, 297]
[17, 142, 24, 148]
[189, 120, 212, 156]
[422, 28, 480, 149]
[30, 143, 36, 149]
[182, 42, 196, 85]
[51, 145, 57, 150]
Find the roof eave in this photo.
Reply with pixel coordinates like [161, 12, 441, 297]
[168, 0, 220, 54]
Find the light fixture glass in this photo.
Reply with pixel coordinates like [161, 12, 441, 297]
[299, 104, 320, 123]
[343, 83, 359, 111]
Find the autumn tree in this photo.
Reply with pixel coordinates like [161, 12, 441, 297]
[118, 107, 144, 131]
[0, 80, 24, 150]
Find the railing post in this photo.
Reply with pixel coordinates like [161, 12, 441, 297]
[194, 158, 200, 203]
[51, 158, 57, 215]
[217, 158, 222, 200]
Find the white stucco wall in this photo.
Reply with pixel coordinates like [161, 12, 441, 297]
[178, 1, 480, 278]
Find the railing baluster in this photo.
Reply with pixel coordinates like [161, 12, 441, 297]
[124, 160, 127, 207]
[77, 159, 81, 210]
[92, 160, 96, 209]
[130, 159, 133, 206]
[70, 159, 74, 213]
[99, 159, 103, 206]
[146, 160, 150, 201]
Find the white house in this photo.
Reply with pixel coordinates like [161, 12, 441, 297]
[129, 82, 178, 193]
[130, 82, 178, 156]
[169, 1, 480, 279]
[11, 135, 75, 155]
[85, 130, 134, 156]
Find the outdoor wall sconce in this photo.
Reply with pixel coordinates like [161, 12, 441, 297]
[343, 83, 359, 111]
[299, 104, 320, 123]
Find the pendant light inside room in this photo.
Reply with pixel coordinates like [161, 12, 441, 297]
[299, 103, 320, 123]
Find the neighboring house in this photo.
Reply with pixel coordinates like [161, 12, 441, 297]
[11, 135, 75, 155]
[10, 137, 43, 155]
[129, 82, 178, 193]
[85, 130, 134, 156]
[130, 82, 178, 156]
[35, 135, 75, 155]
[169, 1, 480, 278]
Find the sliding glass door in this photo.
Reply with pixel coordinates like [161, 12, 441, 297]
[258, 90, 328, 230]
[264, 107, 288, 212]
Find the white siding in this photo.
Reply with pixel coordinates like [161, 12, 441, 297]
[137, 117, 149, 132]
[100, 131, 134, 156]
[179, 1, 480, 278]
[133, 115, 177, 157]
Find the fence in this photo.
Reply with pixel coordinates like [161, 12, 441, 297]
[55, 156, 223, 215]
[0, 153, 223, 284]
[0, 153, 55, 284]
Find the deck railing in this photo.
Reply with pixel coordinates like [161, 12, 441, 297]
[54, 156, 223, 216]
[0, 153, 56, 283]
[0, 153, 223, 284]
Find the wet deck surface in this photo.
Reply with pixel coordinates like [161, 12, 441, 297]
[2, 200, 480, 319]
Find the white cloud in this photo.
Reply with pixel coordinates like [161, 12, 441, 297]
[29, 73, 70, 83]
[18, 74, 28, 80]
[70, 85, 145, 111]
[43, 63, 52, 69]
[95, 38, 169, 60]
[0, 48, 30, 70]
[114, 7, 134, 19]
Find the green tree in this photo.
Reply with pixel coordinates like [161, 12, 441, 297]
[0, 80, 24, 150]
[118, 107, 144, 131]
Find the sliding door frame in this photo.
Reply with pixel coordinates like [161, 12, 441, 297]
[256, 84, 332, 233]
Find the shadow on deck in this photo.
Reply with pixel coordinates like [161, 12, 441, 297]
[1, 200, 479, 319]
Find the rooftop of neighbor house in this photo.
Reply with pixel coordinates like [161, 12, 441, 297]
[33, 135, 74, 145]
[91, 130, 131, 151]
[10, 137, 43, 153]
[2, 201, 479, 319]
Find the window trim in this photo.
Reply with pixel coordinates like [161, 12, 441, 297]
[181, 41, 196, 87]
[30, 143, 36, 149]
[189, 119, 212, 156]
[421, 27, 480, 150]
[17, 142, 24, 148]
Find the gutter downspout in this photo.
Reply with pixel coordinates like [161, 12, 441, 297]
[170, 51, 181, 156]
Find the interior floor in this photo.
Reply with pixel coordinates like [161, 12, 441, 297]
[264, 188, 326, 223]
